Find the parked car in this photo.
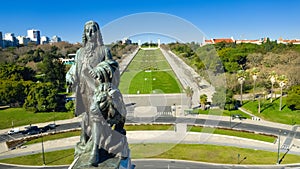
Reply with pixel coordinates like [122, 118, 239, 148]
[47, 123, 56, 129]
[8, 128, 20, 135]
[22, 126, 40, 135]
[41, 123, 56, 133]
[232, 114, 247, 120]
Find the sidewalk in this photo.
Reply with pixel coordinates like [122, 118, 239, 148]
[1, 130, 300, 160]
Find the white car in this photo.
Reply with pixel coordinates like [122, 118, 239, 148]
[8, 128, 20, 135]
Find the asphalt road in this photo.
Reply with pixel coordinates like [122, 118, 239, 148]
[0, 123, 81, 143]
[1, 159, 299, 169]
[126, 116, 300, 139]
[1, 116, 299, 145]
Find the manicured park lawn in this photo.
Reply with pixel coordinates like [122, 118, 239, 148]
[119, 49, 182, 94]
[0, 108, 74, 130]
[1, 144, 300, 165]
[195, 109, 252, 119]
[242, 97, 300, 125]
[190, 126, 276, 143]
[128, 71, 181, 94]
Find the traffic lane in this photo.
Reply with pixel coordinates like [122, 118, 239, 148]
[126, 117, 297, 138]
[132, 159, 285, 169]
[1, 117, 298, 144]
[0, 160, 288, 169]
[0, 122, 81, 143]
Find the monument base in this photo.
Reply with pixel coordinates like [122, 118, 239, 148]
[69, 151, 134, 169]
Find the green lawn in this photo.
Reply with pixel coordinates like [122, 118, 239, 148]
[0, 108, 74, 130]
[125, 124, 174, 131]
[128, 71, 181, 94]
[242, 97, 300, 125]
[23, 125, 174, 146]
[148, 144, 300, 164]
[24, 130, 81, 145]
[190, 126, 276, 143]
[1, 144, 300, 165]
[119, 49, 182, 94]
[194, 109, 252, 119]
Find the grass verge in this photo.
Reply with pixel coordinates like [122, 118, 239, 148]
[242, 98, 300, 125]
[190, 126, 276, 143]
[0, 108, 74, 130]
[1, 144, 300, 165]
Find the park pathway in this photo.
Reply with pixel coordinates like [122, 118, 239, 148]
[160, 48, 215, 106]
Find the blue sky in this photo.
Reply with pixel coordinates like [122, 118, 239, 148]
[1, 0, 299, 44]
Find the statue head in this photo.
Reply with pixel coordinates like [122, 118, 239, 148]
[82, 21, 104, 46]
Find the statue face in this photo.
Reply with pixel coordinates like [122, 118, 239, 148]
[85, 23, 98, 43]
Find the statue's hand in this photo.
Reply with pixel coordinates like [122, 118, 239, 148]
[89, 69, 98, 79]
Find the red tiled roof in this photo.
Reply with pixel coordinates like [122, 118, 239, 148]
[205, 40, 213, 43]
[213, 38, 234, 43]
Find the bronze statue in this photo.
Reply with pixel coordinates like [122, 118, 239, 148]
[66, 21, 130, 168]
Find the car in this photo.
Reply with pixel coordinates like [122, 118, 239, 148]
[47, 123, 56, 129]
[41, 123, 57, 133]
[22, 126, 40, 135]
[232, 114, 247, 120]
[8, 128, 20, 135]
[27, 129, 40, 135]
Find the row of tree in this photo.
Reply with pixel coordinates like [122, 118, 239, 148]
[0, 42, 138, 112]
[167, 40, 300, 111]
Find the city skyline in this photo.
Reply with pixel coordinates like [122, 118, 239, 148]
[1, 0, 299, 44]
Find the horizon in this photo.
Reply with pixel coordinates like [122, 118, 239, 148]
[1, 0, 299, 44]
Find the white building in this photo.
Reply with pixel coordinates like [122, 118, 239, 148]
[4, 33, 17, 47]
[27, 29, 40, 44]
[122, 37, 132, 44]
[16, 36, 31, 45]
[40, 36, 50, 44]
[51, 35, 61, 43]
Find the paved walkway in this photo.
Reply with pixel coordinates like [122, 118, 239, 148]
[161, 48, 215, 104]
[1, 129, 300, 160]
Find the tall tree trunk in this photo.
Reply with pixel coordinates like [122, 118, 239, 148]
[279, 87, 283, 111]
[240, 83, 243, 106]
[253, 80, 256, 101]
[258, 95, 261, 113]
[270, 83, 274, 103]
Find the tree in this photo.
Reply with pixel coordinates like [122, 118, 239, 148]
[269, 71, 277, 103]
[237, 70, 247, 105]
[277, 75, 288, 111]
[200, 94, 208, 110]
[24, 82, 58, 112]
[286, 85, 300, 110]
[184, 86, 194, 109]
[250, 67, 259, 101]
[41, 53, 66, 92]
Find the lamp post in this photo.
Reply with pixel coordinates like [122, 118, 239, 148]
[41, 134, 46, 165]
[277, 130, 281, 164]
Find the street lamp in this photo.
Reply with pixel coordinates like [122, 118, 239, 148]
[41, 134, 46, 165]
[277, 129, 281, 164]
